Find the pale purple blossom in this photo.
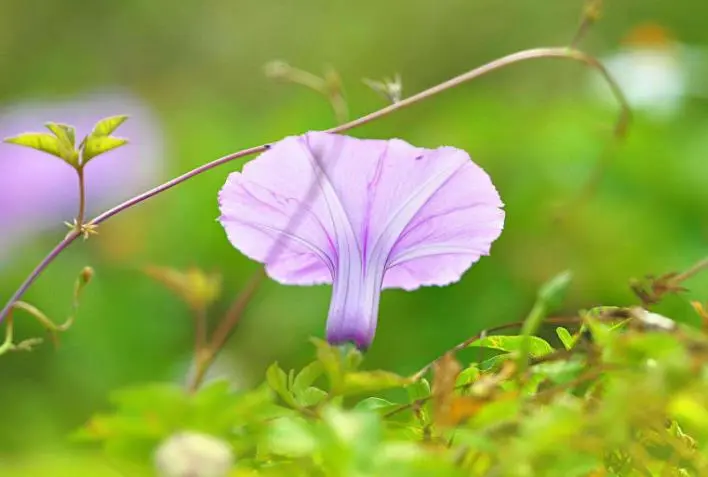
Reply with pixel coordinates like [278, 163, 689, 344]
[0, 91, 164, 255]
[218, 132, 504, 349]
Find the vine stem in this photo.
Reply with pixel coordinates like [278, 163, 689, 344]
[76, 167, 86, 227]
[672, 256, 708, 285]
[187, 270, 265, 392]
[0, 46, 630, 324]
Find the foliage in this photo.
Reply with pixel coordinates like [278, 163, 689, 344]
[74, 277, 708, 475]
[4, 115, 128, 167]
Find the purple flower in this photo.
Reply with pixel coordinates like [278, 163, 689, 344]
[0, 91, 164, 255]
[218, 132, 504, 349]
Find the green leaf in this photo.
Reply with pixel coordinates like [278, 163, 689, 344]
[312, 338, 345, 391]
[456, 365, 480, 387]
[90, 115, 128, 137]
[354, 397, 398, 413]
[341, 370, 411, 396]
[4, 133, 63, 159]
[404, 379, 432, 425]
[556, 327, 574, 350]
[45, 122, 76, 146]
[479, 353, 514, 372]
[296, 386, 328, 407]
[531, 359, 585, 385]
[292, 361, 324, 394]
[82, 136, 128, 162]
[468, 335, 553, 357]
[406, 379, 431, 402]
[537, 270, 573, 311]
[266, 363, 299, 408]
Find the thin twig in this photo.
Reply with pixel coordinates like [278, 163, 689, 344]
[673, 257, 708, 285]
[0, 46, 630, 324]
[0, 313, 14, 356]
[570, 0, 603, 48]
[193, 307, 208, 362]
[187, 270, 265, 392]
[0, 231, 81, 324]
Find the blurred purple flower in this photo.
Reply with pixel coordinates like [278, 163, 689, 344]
[218, 132, 504, 349]
[0, 91, 164, 253]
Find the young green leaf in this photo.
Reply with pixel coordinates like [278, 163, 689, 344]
[292, 361, 324, 394]
[45, 122, 76, 147]
[405, 379, 432, 424]
[4, 133, 63, 159]
[468, 335, 553, 357]
[531, 359, 585, 386]
[556, 327, 575, 350]
[456, 365, 481, 387]
[90, 115, 129, 137]
[312, 338, 345, 391]
[296, 387, 328, 407]
[82, 136, 128, 163]
[265, 363, 299, 408]
[479, 352, 514, 372]
[354, 397, 398, 413]
[406, 378, 431, 402]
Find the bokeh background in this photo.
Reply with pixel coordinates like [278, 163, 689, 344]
[1, 0, 708, 474]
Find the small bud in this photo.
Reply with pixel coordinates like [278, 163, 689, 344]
[144, 266, 222, 313]
[362, 74, 403, 104]
[583, 0, 603, 23]
[80, 266, 94, 286]
[154, 432, 234, 477]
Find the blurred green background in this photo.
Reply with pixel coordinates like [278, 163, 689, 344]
[1, 0, 708, 474]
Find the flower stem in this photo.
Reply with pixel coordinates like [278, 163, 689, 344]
[0, 313, 14, 356]
[193, 306, 208, 360]
[76, 166, 86, 227]
[187, 270, 265, 392]
[0, 46, 630, 324]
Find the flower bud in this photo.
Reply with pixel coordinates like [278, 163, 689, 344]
[79, 266, 94, 286]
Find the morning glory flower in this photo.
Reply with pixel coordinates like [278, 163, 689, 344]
[218, 132, 504, 349]
[0, 91, 164, 259]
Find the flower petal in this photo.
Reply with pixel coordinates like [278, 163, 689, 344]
[219, 136, 341, 285]
[384, 157, 505, 290]
[218, 132, 504, 348]
[303, 132, 504, 290]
